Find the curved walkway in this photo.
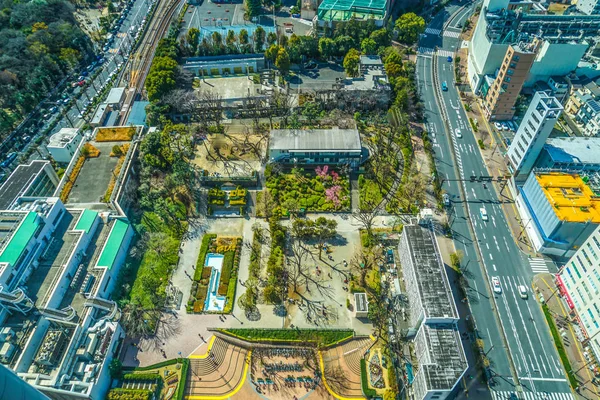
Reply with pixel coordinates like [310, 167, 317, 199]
[320, 337, 372, 399]
[186, 337, 251, 399]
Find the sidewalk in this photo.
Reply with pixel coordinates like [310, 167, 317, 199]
[533, 273, 600, 400]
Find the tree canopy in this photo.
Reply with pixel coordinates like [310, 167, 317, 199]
[395, 12, 426, 45]
[343, 48, 361, 77]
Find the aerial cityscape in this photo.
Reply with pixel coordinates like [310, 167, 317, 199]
[1, 0, 600, 398]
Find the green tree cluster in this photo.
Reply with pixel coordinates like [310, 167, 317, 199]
[395, 12, 425, 45]
[0, 0, 93, 138]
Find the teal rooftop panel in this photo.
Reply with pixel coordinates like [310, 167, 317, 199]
[97, 219, 129, 269]
[0, 212, 39, 266]
[74, 210, 98, 234]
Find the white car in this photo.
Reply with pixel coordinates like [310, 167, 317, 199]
[494, 122, 502, 130]
[480, 207, 488, 221]
[455, 128, 462, 138]
[492, 277, 502, 294]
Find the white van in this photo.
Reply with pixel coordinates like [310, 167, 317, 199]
[518, 285, 528, 299]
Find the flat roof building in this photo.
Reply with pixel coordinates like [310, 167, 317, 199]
[397, 223, 466, 400]
[105, 87, 126, 108]
[46, 128, 83, 164]
[537, 137, 600, 172]
[317, 0, 388, 25]
[516, 172, 600, 256]
[269, 128, 365, 169]
[0, 161, 59, 211]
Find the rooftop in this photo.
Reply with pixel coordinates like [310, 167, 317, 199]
[544, 137, 600, 165]
[96, 219, 129, 269]
[74, 209, 98, 234]
[47, 128, 80, 149]
[360, 55, 383, 66]
[318, 0, 387, 20]
[354, 292, 368, 312]
[0, 161, 52, 210]
[0, 212, 39, 266]
[535, 173, 600, 223]
[270, 128, 361, 152]
[125, 101, 150, 126]
[402, 224, 458, 320]
[105, 87, 126, 106]
[91, 103, 109, 125]
[419, 325, 467, 390]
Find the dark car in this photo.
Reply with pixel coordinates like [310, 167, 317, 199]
[386, 249, 394, 264]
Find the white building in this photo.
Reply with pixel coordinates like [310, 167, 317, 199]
[398, 223, 467, 400]
[507, 92, 562, 181]
[576, 0, 600, 15]
[46, 128, 83, 164]
[105, 87, 126, 109]
[468, 0, 595, 92]
[557, 225, 600, 360]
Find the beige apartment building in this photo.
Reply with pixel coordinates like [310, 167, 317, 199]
[484, 43, 536, 121]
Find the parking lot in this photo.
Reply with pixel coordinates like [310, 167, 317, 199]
[288, 61, 345, 90]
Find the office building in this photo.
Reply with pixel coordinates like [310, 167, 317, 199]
[46, 128, 83, 164]
[484, 43, 536, 121]
[507, 92, 563, 180]
[547, 76, 570, 105]
[515, 172, 600, 257]
[576, 0, 600, 15]
[537, 137, 600, 172]
[0, 161, 59, 210]
[557, 225, 600, 360]
[398, 223, 467, 400]
[268, 128, 365, 169]
[468, 0, 598, 92]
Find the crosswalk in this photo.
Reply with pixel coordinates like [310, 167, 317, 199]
[417, 47, 455, 58]
[425, 27, 441, 35]
[529, 257, 550, 274]
[437, 49, 454, 57]
[492, 391, 574, 400]
[443, 30, 461, 38]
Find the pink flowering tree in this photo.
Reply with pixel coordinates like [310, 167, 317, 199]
[315, 165, 329, 178]
[325, 185, 342, 208]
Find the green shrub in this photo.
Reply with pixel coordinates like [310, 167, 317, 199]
[233, 66, 243, 74]
[123, 373, 160, 381]
[193, 234, 216, 281]
[193, 300, 204, 313]
[220, 328, 354, 346]
[175, 359, 189, 400]
[107, 388, 152, 400]
[360, 359, 377, 398]
[201, 267, 212, 279]
[210, 68, 219, 75]
[221, 251, 235, 283]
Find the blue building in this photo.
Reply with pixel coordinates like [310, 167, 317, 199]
[536, 137, 600, 172]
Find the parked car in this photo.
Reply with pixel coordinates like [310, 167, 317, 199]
[442, 81, 448, 91]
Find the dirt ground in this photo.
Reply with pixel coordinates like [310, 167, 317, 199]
[192, 132, 265, 176]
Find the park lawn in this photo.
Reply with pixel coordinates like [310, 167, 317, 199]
[266, 170, 350, 212]
[220, 328, 354, 347]
[358, 175, 383, 210]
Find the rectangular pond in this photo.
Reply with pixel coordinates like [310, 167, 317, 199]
[204, 253, 226, 312]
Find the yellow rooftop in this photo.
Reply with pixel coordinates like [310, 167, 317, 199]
[536, 173, 600, 223]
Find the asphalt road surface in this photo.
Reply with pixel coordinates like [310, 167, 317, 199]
[417, 3, 575, 400]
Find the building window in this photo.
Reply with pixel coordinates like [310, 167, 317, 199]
[583, 281, 593, 300]
[577, 256, 588, 273]
[518, 141, 526, 153]
[510, 62, 517, 68]
[513, 55, 520, 62]
[507, 69, 514, 76]
[572, 262, 582, 278]
[505, 76, 511, 83]
[577, 287, 587, 305]
[591, 279, 599, 294]
[593, 236, 600, 251]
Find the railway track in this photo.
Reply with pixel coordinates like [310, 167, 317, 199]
[118, 0, 182, 124]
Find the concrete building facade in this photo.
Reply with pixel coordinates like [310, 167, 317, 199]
[507, 91, 563, 180]
[484, 43, 536, 121]
[557, 226, 600, 360]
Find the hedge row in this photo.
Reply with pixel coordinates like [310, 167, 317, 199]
[175, 358, 189, 400]
[360, 359, 377, 398]
[193, 234, 216, 281]
[107, 388, 152, 400]
[123, 372, 160, 381]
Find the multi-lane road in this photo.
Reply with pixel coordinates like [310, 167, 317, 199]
[417, 3, 575, 400]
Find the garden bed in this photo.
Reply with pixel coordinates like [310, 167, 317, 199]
[265, 166, 350, 213]
[187, 235, 242, 314]
[96, 126, 136, 142]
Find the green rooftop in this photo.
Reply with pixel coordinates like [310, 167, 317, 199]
[318, 0, 387, 21]
[0, 212, 40, 266]
[97, 219, 130, 269]
[74, 210, 98, 234]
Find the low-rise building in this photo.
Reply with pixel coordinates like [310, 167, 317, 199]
[105, 87, 126, 110]
[353, 292, 368, 318]
[182, 54, 266, 77]
[515, 172, 600, 257]
[547, 76, 571, 105]
[398, 223, 467, 400]
[46, 128, 83, 164]
[537, 137, 600, 172]
[268, 128, 366, 169]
